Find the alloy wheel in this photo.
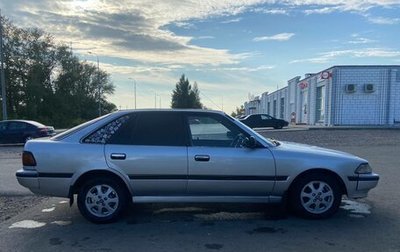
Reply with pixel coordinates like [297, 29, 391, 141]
[300, 181, 334, 214]
[84, 184, 119, 218]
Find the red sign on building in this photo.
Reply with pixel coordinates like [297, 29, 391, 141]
[299, 82, 308, 89]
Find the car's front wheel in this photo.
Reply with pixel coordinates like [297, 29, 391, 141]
[77, 177, 128, 223]
[289, 173, 342, 219]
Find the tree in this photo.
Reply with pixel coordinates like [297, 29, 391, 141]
[0, 14, 117, 127]
[171, 74, 203, 109]
[231, 105, 245, 118]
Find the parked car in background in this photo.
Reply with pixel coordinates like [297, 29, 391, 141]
[0, 120, 56, 144]
[240, 114, 289, 129]
[16, 109, 379, 223]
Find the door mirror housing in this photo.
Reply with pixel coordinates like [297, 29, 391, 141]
[244, 136, 257, 148]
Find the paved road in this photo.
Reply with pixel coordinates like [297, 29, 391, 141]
[0, 130, 399, 252]
[0, 147, 31, 196]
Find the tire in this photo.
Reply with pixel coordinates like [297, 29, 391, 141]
[77, 177, 128, 223]
[289, 173, 342, 219]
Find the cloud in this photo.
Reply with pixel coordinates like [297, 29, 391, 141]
[367, 16, 400, 25]
[347, 33, 376, 44]
[1, 0, 399, 67]
[221, 18, 242, 23]
[201, 65, 276, 72]
[1, 0, 272, 66]
[253, 33, 295, 42]
[290, 48, 400, 64]
[348, 38, 376, 44]
[301, 1, 400, 15]
[194, 36, 215, 40]
[253, 8, 289, 15]
[304, 6, 343, 15]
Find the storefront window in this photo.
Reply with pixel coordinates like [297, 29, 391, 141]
[316, 86, 325, 122]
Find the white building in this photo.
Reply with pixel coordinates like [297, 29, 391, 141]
[244, 65, 400, 126]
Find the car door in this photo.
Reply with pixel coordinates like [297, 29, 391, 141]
[103, 112, 188, 196]
[7, 122, 26, 143]
[260, 115, 273, 127]
[186, 112, 276, 196]
[246, 115, 260, 128]
[0, 122, 8, 143]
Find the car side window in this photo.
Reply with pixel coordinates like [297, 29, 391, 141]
[8, 122, 27, 130]
[0, 122, 7, 131]
[83, 115, 131, 144]
[107, 112, 186, 146]
[261, 115, 271, 120]
[188, 114, 245, 148]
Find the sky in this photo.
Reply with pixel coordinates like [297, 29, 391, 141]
[1, 0, 400, 113]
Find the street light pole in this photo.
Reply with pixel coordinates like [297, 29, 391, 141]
[96, 56, 101, 116]
[88, 51, 101, 117]
[128, 78, 136, 109]
[0, 10, 8, 120]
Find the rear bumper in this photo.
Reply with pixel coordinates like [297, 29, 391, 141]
[16, 169, 71, 197]
[16, 170, 40, 193]
[347, 173, 379, 199]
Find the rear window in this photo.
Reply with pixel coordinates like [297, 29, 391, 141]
[83, 115, 131, 144]
[52, 113, 113, 141]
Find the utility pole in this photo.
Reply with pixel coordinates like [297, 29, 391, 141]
[0, 10, 7, 120]
[154, 92, 157, 108]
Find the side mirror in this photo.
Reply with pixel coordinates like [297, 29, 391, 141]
[244, 136, 257, 148]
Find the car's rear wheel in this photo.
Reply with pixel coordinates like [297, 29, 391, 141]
[77, 177, 128, 223]
[289, 173, 342, 219]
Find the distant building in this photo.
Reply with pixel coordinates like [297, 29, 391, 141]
[244, 65, 400, 126]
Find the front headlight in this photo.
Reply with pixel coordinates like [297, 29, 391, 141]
[355, 163, 372, 174]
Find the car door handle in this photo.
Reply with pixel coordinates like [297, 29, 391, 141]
[194, 155, 210, 162]
[110, 153, 126, 160]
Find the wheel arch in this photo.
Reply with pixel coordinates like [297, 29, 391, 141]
[68, 169, 132, 206]
[287, 168, 347, 196]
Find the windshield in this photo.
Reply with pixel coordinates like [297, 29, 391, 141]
[226, 114, 275, 146]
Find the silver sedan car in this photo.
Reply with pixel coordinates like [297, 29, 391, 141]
[16, 109, 379, 223]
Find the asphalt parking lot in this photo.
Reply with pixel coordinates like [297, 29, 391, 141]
[0, 129, 399, 252]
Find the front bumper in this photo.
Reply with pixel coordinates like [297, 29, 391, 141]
[347, 173, 379, 198]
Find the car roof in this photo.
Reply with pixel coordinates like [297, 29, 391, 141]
[0, 120, 46, 127]
[113, 109, 226, 115]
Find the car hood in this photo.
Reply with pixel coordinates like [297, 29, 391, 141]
[276, 141, 366, 162]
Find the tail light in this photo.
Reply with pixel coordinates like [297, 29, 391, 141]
[22, 151, 37, 166]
